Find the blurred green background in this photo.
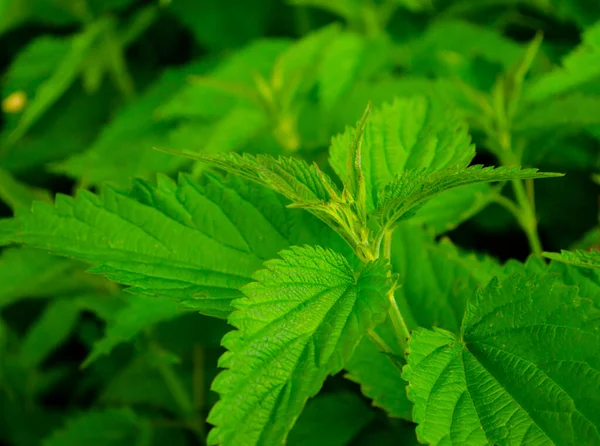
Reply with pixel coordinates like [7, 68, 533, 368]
[0, 0, 599, 444]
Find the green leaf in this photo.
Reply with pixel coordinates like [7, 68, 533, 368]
[373, 165, 561, 229]
[403, 273, 600, 445]
[344, 318, 412, 419]
[100, 354, 192, 414]
[391, 224, 505, 333]
[52, 61, 210, 186]
[19, 299, 79, 369]
[10, 174, 301, 318]
[83, 295, 182, 367]
[0, 248, 80, 309]
[317, 32, 367, 109]
[543, 249, 600, 270]
[329, 96, 475, 210]
[207, 246, 391, 446]
[405, 19, 525, 72]
[525, 20, 600, 103]
[186, 152, 339, 205]
[42, 409, 151, 446]
[0, 168, 51, 211]
[288, 391, 375, 446]
[409, 183, 493, 234]
[168, 0, 272, 50]
[159, 40, 289, 120]
[515, 93, 600, 132]
[1, 19, 108, 150]
[1, 82, 113, 173]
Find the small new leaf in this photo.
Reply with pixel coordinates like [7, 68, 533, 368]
[544, 249, 600, 270]
[207, 246, 391, 446]
[373, 165, 562, 229]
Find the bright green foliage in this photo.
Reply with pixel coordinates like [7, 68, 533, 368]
[330, 97, 475, 210]
[344, 318, 412, 419]
[544, 249, 600, 270]
[525, 20, 600, 103]
[374, 165, 561, 229]
[42, 409, 151, 446]
[403, 273, 600, 445]
[83, 296, 182, 367]
[1, 3, 599, 445]
[288, 391, 375, 446]
[206, 246, 390, 446]
[516, 93, 600, 132]
[8, 174, 301, 318]
[390, 224, 504, 332]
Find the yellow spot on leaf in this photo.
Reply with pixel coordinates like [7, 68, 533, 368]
[2, 91, 27, 113]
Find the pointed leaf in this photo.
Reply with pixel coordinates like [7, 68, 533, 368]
[207, 246, 391, 446]
[403, 273, 600, 445]
[544, 249, 600, 271]
[330, 96, 475, 210]
[9, 174, 304, 318]
[373, 165, 562, 229]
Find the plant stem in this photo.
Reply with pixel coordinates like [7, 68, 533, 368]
[382, 229, 411, 352]
[511, 178, 542, 257]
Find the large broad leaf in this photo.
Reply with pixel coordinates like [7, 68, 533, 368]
[403, 273, 600, 445]
[8, 174, 304, 318]
[207, 246, 390, 446]
[344, 224, 504, 420]
[329, 96, 475, 210]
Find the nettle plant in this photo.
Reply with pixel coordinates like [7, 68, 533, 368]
[7, 97, 600, 445]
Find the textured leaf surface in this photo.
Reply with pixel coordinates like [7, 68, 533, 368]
[329, 96, 475, 210]
[42, 409, 151, 446]
[544, 249, 600, 270]
[10, 174, 300, 318]
[181, 152, 339, 206]
[374, 165, 561, 228]
[288, 391, 374, 446]
[207, 246, 390, 446]
[403, 273, 600, 445]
